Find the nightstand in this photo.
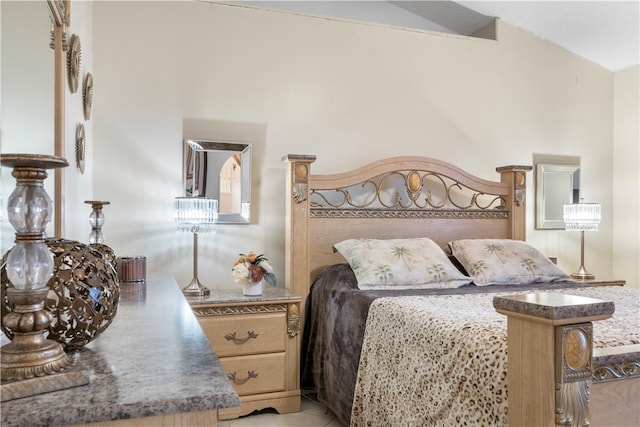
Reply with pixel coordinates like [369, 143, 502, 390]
[187, 287, 302, 420]
[576, 279, 626, 287]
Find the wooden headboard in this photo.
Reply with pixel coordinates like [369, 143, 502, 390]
[283, 155, 532, 310]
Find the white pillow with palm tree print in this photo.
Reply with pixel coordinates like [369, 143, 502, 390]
[448, 239, 571, 286]
[333, 238, 473, 290]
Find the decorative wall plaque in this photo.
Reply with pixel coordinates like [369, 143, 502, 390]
[83, 72, 93, 120]
[67, 34, 81, 93]
[75, 123, 85, 174]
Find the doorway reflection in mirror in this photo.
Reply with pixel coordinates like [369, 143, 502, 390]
[183, 139, 252, 224]
[535, 163, 580, 230]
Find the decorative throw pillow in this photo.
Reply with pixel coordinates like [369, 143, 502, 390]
[333, 238, 473, 290]
[448, 239, 571, 286]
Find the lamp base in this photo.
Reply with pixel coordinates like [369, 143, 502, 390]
[1, 288, 75, 382]
[571, 272, 595, 281]
[1, 364, 90, 402]
[570, 265, 595, 281]
[0, 338, 73, 381]
[182, 277, 210, 297]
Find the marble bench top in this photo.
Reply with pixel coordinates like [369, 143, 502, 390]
[493, 292, 615, 324]
[1, 275, 240, 427]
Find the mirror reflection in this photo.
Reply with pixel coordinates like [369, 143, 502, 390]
[535, 164, 580, 229]
[1, 1, 57, 248]
[183, 139, 252, 224]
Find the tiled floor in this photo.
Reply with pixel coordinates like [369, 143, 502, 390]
[219, 395, 346, 427]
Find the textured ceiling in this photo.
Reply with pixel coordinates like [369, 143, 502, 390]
[231, 1, 639, 71]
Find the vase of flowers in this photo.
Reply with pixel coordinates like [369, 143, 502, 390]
[232, 253, 276, 296]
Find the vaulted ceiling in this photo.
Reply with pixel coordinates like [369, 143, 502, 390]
[230, 1, 639, 72]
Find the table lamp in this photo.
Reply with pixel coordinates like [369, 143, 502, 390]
[84, 200, 110, 244]
[1, 154, 89, 401]
[563, 201, 601, 280]
[174, 197, 218, 296]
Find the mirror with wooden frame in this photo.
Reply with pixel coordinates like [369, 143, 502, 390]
[0, 1, 67, 244]
[47, 0, 70, 237]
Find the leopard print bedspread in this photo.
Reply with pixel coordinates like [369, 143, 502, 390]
[350, 286, 640, 427]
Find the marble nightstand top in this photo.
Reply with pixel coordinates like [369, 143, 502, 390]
[186, 285, 301, 306]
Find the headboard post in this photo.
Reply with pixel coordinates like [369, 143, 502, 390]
[282, 155, 316, 303]
[496, 165, 533, 241]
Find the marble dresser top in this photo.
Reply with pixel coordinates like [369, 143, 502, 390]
[1, 275, 240, 427]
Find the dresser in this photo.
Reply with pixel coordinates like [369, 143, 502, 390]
[1, 275, 239, 427]
[187, 287, 302, 420]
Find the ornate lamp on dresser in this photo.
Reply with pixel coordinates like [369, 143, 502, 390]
[187, 287, 302, 420]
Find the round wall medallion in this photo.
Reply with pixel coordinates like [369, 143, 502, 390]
[67, 33, 81, 93]
[83, 72, 93, 120]
[75, 123, 86, 174]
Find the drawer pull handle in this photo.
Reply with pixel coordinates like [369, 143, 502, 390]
[227, 370, 259, 385]
[224, 330, 259, 344]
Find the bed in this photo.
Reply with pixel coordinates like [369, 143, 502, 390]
[282, 154, 640, 427]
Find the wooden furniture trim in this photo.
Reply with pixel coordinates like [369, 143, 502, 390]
[192, 303, 289, 316]
[1, 276, 239, 426]
[310, 156, 511, 194]
[198, 313, 287, 357]
[47, 0, 69, 237]
[282, 154, 531, 317]
[282, 154, 636, 427]
[218, 390, 300, 420]
[494, 292, 622, 426]
[69, 409, 218, 427]
[591, 341, 640, 425]
[220, 352, 287, 395]
[578, 279, 626, 287]
[193, 297, 301, 419]
[591, 378, 640, 426]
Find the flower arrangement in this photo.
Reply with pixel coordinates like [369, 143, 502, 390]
[232, 253, 276, 286]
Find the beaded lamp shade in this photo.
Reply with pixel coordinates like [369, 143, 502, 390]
[563, 202, 601, 280]
[174, 197, 218, 296]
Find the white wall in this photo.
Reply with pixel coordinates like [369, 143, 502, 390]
[613, 65, 640, 286]
[0, 0, 93, 252]
[87, 1, 625, 289]
[62, 0, 94, 244]
[1, 1, 54, 248]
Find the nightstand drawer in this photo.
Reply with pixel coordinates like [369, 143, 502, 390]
[199, 312, 286, 357]
[188, 288, 302, 418]
[220, 352, 286, 396]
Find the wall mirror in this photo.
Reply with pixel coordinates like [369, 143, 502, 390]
[183, 139, 252, 224]
[49, 0, 69, 237]
[0, 1, 67, 246]
[535, 164, 580, 229]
